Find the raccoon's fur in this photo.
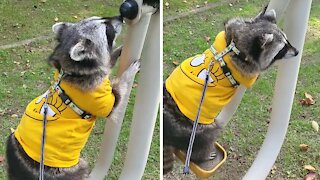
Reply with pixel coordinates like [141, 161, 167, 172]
[225, 7, 298, 76]
[163, 7, 298, 174]
[163, 146, 174, 174]
[143, 0, 160, 8]
[6, 16, 140, 180]
[49, 16, 123, 91]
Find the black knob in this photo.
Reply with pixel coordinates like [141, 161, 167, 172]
[119, 0, 139, 20]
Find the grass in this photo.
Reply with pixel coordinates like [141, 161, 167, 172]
[164, 0, 320, 179]
[0, 1, 159, 180]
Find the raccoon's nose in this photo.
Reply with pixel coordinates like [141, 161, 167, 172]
[294, 49, 299, 56]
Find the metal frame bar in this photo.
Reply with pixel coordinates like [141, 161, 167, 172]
[244, 0, 312, 178]
[88, 2, 159, 179]
[120, 10, 160, 179]
[215, 0, 312, 179]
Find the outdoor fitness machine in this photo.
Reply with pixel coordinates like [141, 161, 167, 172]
[174, 0, 312, 179]
[88, 0, 159, 179]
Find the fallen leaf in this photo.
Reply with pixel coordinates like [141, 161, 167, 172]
[10, 128, 15, 133]
[229, 3, 233, 7]
[73, 16, 78, 19]
[0, 156, 4, 163]
[196, 5, 200, 8]
[311, 121, 319, 132]
[0, 109, 6, 116]
[305, 92, 313, 99]
[231, 152, 238, 159]
[300, 93, 315, 106]
[133, 83, 138, 88]
[40, 0, 47, 3]
[304, 172, 316, 180]
[299, 144, 309, 152]
[204, 1, 208, 5]
[183, 0, 187, 3]
[11, 114, 18, 118]
[204, 36, 211, 43]
[304, 165, 316, 172]
[165, 2, 169, 7]
[54, 17, 59, 22]
[23, 84, 27, 89]
[20, 71, 26, 77]
[271, 165, 277, 174]
[229, 146, 235, 152]
[305, 93, 315, 104]
[172, 61, 180, 66]
[13, 61, 21, 65]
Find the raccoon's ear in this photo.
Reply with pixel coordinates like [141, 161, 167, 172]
[70, 39, 97, 61]
[264, 9, 276, 23]
[261, 33, 274, 48]
[52, 22, 66, 34]
[52, 22, 73, 35]
[254, 6, 276, 23]
[254, 6, 268, 20]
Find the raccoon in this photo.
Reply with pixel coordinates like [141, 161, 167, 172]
[6, 16, 140, 180]
[163, 7, 298, 174]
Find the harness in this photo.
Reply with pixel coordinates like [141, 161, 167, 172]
[39, 70, 92, 180]
[52, 70, 92, 119]
[183, 41, 241, 174]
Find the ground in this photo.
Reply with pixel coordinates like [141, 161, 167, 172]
[164, 0, 320, 179]
[0, 0, 159, 180]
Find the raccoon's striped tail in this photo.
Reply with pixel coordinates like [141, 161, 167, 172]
[163, 145, 175, 174]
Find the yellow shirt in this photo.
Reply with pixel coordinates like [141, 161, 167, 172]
[165, 31, 258, 124]
[14, 71, 115, 167]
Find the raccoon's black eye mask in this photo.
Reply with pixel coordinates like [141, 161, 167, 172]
[104, 22, 116, 50]
[273, 45, 288, 60]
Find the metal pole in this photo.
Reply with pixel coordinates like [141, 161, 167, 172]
[243, 0, 312, 179]
[119, 11, 160, 180]
[215, 85, 246, 128]
[88, 3, 155, 180]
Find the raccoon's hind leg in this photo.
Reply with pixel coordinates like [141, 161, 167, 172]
[6, 134, 89, 180]
[109, 60, 140, 122]
[190, 123, 224, 171]
[163, 145, 175, 175]
[6, 133, 39, 180]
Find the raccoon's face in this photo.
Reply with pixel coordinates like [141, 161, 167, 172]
[49, 16, 123, 74]
[225, 8, 299, 74]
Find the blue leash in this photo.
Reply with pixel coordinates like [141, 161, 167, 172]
[183, 60, 214, 175]
[39, 94, 49, 180]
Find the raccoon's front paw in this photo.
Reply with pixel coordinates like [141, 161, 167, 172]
[110, 45, 123, 68]
[120, 60, 140, 83]
[112, 45, 123, 59]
